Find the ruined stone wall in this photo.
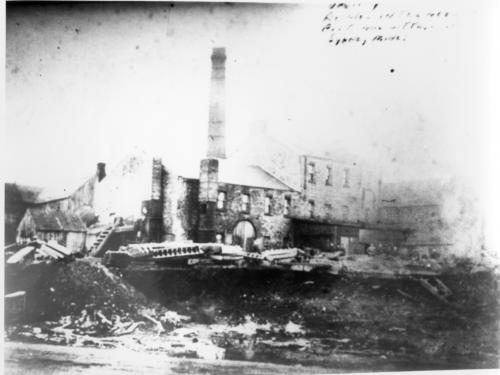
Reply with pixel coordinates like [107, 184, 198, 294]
[93, 154, 153, 225]
[161, 168, 199, 242]
[67, 177, 99, 226]
[71, 177, 96, 209]
[212, 183, 295, 248]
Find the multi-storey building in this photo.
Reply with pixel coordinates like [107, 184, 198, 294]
[235, 126, 388, 253]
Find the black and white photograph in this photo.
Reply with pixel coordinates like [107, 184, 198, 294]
[2, 0, 500, 373]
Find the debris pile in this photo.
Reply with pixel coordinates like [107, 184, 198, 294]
[6, 307, 191, 348]
[102, 242, 326, 272]
[5, 256, 155, 327]
[5, 256, 228, 360]
[6, 239, 73, 265]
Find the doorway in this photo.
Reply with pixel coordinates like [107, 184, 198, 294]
[232, 220, 256, 252]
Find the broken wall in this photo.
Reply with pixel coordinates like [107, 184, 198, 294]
[212, 183, 293, 248]
[161, 165, 199, 242]
[93, 154, 155, 225]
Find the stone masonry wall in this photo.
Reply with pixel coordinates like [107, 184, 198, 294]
[213, 183, 296, 248]
[161, 165, 199, 242]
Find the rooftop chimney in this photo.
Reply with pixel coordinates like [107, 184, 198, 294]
[207, 47, 226, 159]
[96, 162, 106, 182]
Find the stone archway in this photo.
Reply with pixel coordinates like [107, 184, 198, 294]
[232, 220, 256, 252]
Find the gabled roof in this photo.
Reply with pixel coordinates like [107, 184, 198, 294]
[27, 207, 86, 232]
[158, 151, 295, 191]
[216, 158, 294, 191]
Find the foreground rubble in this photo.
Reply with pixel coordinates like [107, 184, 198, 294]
[4, 250, 500, 371]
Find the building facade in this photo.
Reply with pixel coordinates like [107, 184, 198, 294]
[234, 127, 387, 253]
[197, 158, 296, 250]
[16, 206, 87, 253]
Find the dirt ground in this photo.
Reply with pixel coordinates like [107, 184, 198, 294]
[4, 258, 500, 372]
[123, 267, 500, 370]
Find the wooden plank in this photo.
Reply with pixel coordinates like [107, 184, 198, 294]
[7, 246, 36, 264]
[38, 245, 65, 259]
[47, 240, 72, 256]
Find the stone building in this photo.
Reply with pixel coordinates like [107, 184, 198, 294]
[16, 206, 87, 253]
[55, 150, 296, 253]
[10, 47, 297, 254]
[194, 47, 296, 250]
[197, 158, 295, 250]
[4, 182, 90, 246]
[235, 127, 388, 253]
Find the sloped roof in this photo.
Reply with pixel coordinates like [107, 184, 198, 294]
[216, 159, 294, 191]
[27, 207, 86, 232]
[157, 151, 294, 191]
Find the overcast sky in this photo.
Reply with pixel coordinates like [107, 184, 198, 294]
[4, 1, 498, 203]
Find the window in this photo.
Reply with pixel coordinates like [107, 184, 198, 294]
[342, 168, 350, 188]
[200, 203, 207, 214]
[326, 166, 333, 186]
[307, 162, 316, 184]
[240, 194, 250, 212]
[217, 191, 226, 210]
[264, 196, 272, 215]
[284, 195, 291, 216]
[308, 200, 315, 218]
[324, 203, 333, 217]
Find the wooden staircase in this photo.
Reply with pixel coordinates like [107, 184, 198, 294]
[89, 224, 117, 257]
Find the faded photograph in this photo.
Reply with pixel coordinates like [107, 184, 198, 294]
[3, 1, 499, 373]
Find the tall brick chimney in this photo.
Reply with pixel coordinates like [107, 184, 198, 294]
[207, 47, 226, 159]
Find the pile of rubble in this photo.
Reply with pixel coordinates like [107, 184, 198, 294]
[4, 246, 229, 360]
[102, 242, 315, 270]
[6, 239, 74, 265]
[8, 258, 153, 321]
[6, 306, 190, 347]
[6, 309, 311, 361]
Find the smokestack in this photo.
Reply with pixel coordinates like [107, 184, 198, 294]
[207, 47, 226, 159]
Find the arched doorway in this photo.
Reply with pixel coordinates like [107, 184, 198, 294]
[232, 220, 256, 252]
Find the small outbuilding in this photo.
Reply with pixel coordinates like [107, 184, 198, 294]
[16, 207, 87, 253]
